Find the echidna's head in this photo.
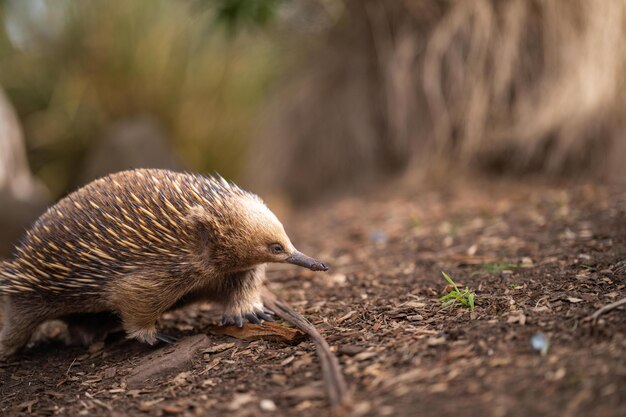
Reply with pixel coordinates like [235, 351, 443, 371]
[189, 194, 328, 273]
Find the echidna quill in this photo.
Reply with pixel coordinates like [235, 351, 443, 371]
[0, 169, 328, 359]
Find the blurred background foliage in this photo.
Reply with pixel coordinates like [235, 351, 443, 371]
[0, 0, 288, 196]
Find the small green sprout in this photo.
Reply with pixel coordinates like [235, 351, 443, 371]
[410, 217, 422, 229]
[478, 262, 519, 274]
[472, 262, 520, 276]
[439, 272, 476, 311]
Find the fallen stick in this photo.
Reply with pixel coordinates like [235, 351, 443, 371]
[261, 288, 351, 414]
[588, 297, 626, 323]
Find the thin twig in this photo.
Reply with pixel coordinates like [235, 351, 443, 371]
[588, 297, 626, 323]
[0, 361, 21, 368]
[261, 288, 351, 414]
[84, 392, 113, 411]
[66, 357, 78, 375]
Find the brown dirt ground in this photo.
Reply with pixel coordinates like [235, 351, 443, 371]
[0, 178, 624, 417]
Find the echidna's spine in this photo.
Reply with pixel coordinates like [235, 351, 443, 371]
[0, 261, 17, 295]
[0, 260, 9, 294]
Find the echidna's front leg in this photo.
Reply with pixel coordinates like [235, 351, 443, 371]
[220, 265, 273, 327]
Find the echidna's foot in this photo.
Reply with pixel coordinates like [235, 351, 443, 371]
[126, 325, 158, 346]
[0, 303, 46, 360]
[221, 309, 274, 328]
[0, 337, 28, 361]
[256, 311, 275, 322]
[155, 332, 178, 344]
[64, 312, 122, 346]
[125, 327, 176, 345]
[0, 347, 15, 362]
[221, 314, 244, 328]
[66, 326, 100, 347]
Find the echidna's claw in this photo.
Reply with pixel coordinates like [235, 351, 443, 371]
[256, 311, 274, 322]
[155, 332, 178, 344]
[221, 310, 275, 328]
[221, 314, 243, 327]
[221, 315, 234, 326]
[245, 313, 262, 325]
[263, 306, 276, 315]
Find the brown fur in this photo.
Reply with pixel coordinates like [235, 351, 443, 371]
[0, 169, 305, 359]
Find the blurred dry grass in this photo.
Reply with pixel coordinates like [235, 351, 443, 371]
[0, 0, 279, 196]
[248, 0, 626, 202]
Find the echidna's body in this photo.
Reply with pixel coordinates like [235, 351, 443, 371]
[0, 169, 327, 359]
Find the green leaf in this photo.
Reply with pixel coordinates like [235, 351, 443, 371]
[439, 271, 476, 312]
[439, 292, 456, 301]
[442, 271, 460, 292]
[442, 299, 457, 307]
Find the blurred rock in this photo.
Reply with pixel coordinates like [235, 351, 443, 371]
[77, 116, 181, 187]
[0, 189, 48, 257]
[0, 87, 49, 257]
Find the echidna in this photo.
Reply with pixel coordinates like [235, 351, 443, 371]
[0, 169, 328, 359]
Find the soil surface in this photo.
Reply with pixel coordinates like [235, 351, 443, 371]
[0, 179, 624, 416]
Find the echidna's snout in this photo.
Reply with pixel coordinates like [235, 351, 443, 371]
[286, 250, 329, 272]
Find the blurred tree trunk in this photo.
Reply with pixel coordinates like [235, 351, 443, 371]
[248, 0, 626, 202]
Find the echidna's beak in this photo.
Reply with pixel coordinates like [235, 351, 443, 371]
[286, 251, 329, 272]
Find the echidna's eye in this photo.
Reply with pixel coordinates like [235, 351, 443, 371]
[269, 243, 284, 254]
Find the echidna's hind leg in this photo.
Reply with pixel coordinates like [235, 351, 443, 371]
[0, 296, 48, 360]
[117, 305, 160, 346]
[119, 314, 177, 345]
[110, 273, 181, 346]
